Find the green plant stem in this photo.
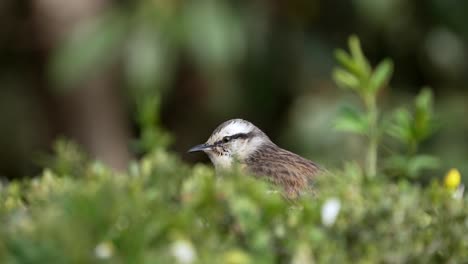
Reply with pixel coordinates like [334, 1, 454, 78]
[408, 139, 418, 155]
[365, 95, 378, 178]
[367, 132, 378, 178]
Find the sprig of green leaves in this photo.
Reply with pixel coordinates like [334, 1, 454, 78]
[333, 36, 438, 180]
[333, 35, 393, 178]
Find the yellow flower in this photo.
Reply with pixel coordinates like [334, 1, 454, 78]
[444, 168, 461, 190]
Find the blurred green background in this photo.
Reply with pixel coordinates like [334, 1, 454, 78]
[1, 0, 467, 179]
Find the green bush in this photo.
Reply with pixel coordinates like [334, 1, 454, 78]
[0, 147, 466, 263]
[1, 36, 467, 263]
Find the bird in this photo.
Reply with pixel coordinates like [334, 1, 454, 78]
[188, 119, 322, 199]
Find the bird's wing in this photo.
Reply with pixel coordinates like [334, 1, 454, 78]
[244, 144, 320, 198]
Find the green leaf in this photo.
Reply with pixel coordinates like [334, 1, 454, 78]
[415, 87, 433, 113]
[368, 59, 393, 93]
[334, 106, 368, 135]
[348, 35, 371, 77]
[384, 154, 440, 178]
[332, 68, 360, 90]
[384, 155, 408, 173]
[413, 88, 434, 141]
[334, 50, 362, 77]
[387, 108, 412, 144]
[407, 155, 440, 178]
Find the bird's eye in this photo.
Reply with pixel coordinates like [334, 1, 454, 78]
[222, 136, 231, 143]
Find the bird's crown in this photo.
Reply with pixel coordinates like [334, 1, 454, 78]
[206, 119, 260, 145]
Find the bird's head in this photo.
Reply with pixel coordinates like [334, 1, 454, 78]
[188, 119, 270, 169]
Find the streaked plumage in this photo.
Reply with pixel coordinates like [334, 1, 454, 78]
[188, 119, 321, 198]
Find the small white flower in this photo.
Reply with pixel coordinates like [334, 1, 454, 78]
[94, 241, 115, 259]
[321, 197, 341, 227]
[171, 239, 197, 264]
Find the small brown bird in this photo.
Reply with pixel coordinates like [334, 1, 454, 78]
[188, 119, 321, 198]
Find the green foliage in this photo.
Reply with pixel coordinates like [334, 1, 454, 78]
[333, 36, 393, 101]
[333, 35, 393, 178]
[1, 147, 467, 263]
[37, 139, 89, 177]
[333, 36, 438, 180]
[133, 95, 172, 153]
[385, 88, 439, 178]
[335, 105, 368, 135]
[384, 155, 440, 179]
[388, 88, 437, 151]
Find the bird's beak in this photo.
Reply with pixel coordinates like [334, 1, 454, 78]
[187, 143, 212, 153]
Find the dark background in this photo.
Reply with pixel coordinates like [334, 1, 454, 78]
[1, 0, 467, 180]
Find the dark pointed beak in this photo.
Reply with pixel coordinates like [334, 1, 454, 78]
[187, 143, 211, 153]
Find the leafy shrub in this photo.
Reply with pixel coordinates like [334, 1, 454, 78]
[0, 147, 467, 263]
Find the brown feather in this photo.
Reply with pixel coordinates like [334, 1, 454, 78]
[243, 142, 320, 199]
